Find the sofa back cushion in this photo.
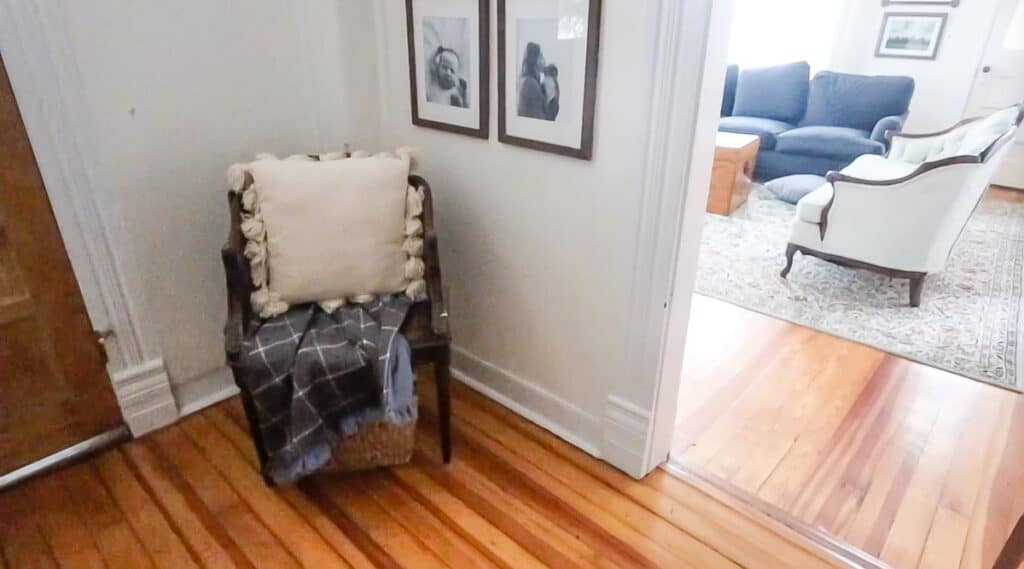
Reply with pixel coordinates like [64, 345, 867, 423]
[732, 61, 810, 123]
[800, 71, 915, 132]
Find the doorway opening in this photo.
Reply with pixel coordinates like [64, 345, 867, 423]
[663, 0, 1024, 566]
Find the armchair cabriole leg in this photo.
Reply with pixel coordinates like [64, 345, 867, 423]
[909, 275, 926, 307]
[435, 347, 452, 464]
[781, 244, 798, 279]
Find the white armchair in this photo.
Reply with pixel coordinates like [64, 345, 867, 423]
[781, 103, 1024, 306]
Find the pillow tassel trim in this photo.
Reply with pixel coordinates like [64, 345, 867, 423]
[227, 150, 429, 318]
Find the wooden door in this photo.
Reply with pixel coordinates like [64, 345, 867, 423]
[965, 0, 1024, 188]
[0, 54, 123, 475]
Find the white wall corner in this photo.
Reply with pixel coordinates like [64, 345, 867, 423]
[602, 396, 653, 479]
[451, 346, 603, 458]
[173, 366, 240, 419]
[110, 359, 177, 437]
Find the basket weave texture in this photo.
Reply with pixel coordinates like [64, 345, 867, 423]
[321, 417, 416, 472]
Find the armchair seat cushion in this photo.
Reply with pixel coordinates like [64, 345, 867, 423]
[776, 126, 884, 161]
[718, 116, 794, 150]
[841, 154, 920, 180]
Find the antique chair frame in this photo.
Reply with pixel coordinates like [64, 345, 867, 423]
[221, 173, 452, 485]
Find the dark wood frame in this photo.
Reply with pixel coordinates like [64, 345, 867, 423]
[995, 513, 1024, 569]
[874, 12, 948, 60]
[221, 173, 453, 486]
[782, 103, 1024, 308]
[497, 0, 603, 159]
[406, 0, 491, 139]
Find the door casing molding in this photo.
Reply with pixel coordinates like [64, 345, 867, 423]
[603, 0, 734, 477]
[0, 0, 176, 435]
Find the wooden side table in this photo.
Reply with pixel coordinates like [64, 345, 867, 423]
[706, 132, 760, 216]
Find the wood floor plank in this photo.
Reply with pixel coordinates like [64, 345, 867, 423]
[205, 406, 378, 569]
[389, 466, 548, 569]
[673, 294, 1024, 569]
[150, 427, 301, 569]
[60, 463, 156, 569]
[362, 470, 499, 569]
[0, 481, 59, 569]
[178, 415, 349, 568]
[121, 439, 251, 568]
[22, 473, 106, 569]
[93, 449, 200, 569]
[450, 380, 838, 568]
[435, 402, 736, 568]
[309, 474, 449, 569]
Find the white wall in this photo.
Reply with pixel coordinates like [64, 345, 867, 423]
[829, 0, 1000, 132]
[55, 1, 381, 391]
[373, 1, 663, 449]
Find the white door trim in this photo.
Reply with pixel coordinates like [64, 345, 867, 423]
[0, 0, 176, 435]
[602, 0, 734, 478]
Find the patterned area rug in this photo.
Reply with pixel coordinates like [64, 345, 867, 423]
[695, 186, 1024, 392]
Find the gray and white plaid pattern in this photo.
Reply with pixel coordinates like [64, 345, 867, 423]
[236, 295, 412, 483]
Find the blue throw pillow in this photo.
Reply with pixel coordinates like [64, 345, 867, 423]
[765, 175, 827, 205]
[732, 61, 810, 124]
[800, 72, 915, 132]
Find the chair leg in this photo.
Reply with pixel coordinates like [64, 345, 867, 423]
[435, 347, 452, 464]
[909, 275, 925, 307]
[780, 244, 798, 279]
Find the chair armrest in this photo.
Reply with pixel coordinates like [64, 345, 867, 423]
[871, 115, 905, 145]
[222, 190, 255, 362]
[410, 175, 450, 339]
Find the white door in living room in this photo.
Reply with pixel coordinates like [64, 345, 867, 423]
[966, 0, 1024, 188]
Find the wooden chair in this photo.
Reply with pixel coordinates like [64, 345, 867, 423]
[221, 173, 452, 485]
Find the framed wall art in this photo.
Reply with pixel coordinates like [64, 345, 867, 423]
[875, 12, 948, 59]
[497, 0, 603, 159]
[406, 0, 490, 138]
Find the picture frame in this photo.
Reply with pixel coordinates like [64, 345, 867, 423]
[875, 12, 948, 60]
[497, 0, 603, 160]
[406, 0, 490, 139]
[882, 0, 959, 6]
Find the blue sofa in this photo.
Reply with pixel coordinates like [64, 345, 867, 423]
[720, 61, 915, 180]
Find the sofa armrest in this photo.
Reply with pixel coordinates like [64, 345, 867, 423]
[871, 115, 905, 145]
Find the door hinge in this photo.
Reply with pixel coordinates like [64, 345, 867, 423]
[94, 329, 113, 366]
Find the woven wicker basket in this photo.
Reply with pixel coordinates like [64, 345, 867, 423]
[321, 417, 416, 472]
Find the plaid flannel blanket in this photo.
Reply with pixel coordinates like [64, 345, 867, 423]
[235, 295, 416, 484]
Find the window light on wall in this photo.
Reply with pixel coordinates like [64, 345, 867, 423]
[727, 0, 845, 71]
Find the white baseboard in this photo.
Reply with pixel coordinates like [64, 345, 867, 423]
[450, 345, 603, 458]
[603, 395, 653, 479]
[173, 366, 240, 418]
[109, 358, 178, 437]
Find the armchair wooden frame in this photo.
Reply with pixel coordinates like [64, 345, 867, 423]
[221, 173, 452, 485]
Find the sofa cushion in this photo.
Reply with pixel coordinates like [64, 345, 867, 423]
[776, 126, 884, 160]
[800, 71, 914, 132]
[718, 116, 794, 150]
[958, 106, 1020, 155]
[796, 184, 834, 224]
[732, 61, 810, 124]
[766, 174, 828, 205]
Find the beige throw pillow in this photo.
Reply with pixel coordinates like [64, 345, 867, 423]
[229, 150, 426, 318]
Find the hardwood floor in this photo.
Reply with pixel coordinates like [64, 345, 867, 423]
[0, 370, 849, 568]
[672, 294, 1024, 569]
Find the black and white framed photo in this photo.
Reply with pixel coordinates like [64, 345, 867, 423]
[875, 12, 948, 59]
[498, 0, 603, 159]
[406, 0, 489, 138]
[882, 0, 959, 6]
